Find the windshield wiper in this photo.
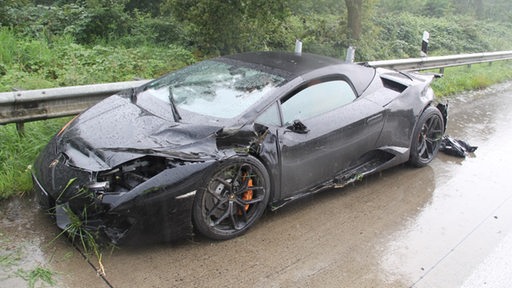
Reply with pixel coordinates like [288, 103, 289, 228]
[168, 86, 182, 122]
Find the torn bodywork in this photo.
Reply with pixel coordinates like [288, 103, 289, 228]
[32, 93, 272, 244]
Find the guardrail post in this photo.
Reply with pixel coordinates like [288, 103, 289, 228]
[15, 122, 25, 136]
[295, 40, 302, 55]
[346, 46, 356, 63]
[421, 31, 429, 57]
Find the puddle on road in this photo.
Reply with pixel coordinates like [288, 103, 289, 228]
[0, 197, 71, 288]
[379, 82, 512, 287]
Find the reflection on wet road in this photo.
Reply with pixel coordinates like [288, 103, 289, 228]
[1, 82, 512, 287]
[381, 82, 512, 287]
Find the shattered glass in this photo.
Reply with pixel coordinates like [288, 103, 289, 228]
[139, 60, 285, 119]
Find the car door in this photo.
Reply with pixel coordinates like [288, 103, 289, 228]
[276, 78, 385, 199]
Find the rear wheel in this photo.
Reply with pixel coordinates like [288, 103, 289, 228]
[193, 155, 270, 240]
[409, 106, 444, 167]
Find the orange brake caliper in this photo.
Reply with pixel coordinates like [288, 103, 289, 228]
[240, 176, 253, 213]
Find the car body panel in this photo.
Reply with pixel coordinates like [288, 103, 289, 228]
[277, 97, 384, 198]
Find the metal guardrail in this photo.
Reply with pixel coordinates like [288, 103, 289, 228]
[367, 50, 512, 71]
[1, 50, 512, 127]
[0, 80, 149, 126]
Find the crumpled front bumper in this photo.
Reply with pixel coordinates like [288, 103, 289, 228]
[31, 139, 217, 245]
[33, 167, 199, 245]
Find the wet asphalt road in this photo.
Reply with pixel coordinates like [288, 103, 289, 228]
[1, 82, 512, 287]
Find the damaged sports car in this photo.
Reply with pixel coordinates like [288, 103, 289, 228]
[32, 51, 447, 244]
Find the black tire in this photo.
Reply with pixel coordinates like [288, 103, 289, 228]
[192, 155, 270, 240]
[409, 106, 445, 167]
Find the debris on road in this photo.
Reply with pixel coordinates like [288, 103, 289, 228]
[440, 136, 478, 158]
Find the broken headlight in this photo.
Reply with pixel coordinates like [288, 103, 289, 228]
[95, 156, 171, 194]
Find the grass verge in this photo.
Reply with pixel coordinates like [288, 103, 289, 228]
[432, 61, 512, 97]
[0, 118, 70, 199]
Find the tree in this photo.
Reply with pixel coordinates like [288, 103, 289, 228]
[162, 0, 290, 55]
[0, 0, 31, 26]
[345, 0, 363, 41]
[125, 0, 164, 16]
[473, 0, 483, 19]
[422, 0, 453, 17]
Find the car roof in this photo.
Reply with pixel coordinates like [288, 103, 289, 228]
[223, 51, 344, 75]
[222, 51, 376, 96]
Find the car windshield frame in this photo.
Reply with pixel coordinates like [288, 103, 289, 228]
[137, 59, 287, 120]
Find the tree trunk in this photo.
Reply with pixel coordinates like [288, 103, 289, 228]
[474, 0, 484, 19]
[345, 0, 363, 41]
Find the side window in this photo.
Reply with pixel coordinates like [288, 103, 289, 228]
[255, 102, 281, 126]
[281, 80, 356, 125]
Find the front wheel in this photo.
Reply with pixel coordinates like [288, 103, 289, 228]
[192, 155, 270, 240]
[409, 106, 445, 167]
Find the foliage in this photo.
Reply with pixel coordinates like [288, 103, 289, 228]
[290, 0, 346, 15]
[0, 117, 68, 199]
[2, 1, 184, 47]
[360, 12, 501, 61]
[0, 28, 195, 92]
[16, 266, 56, 288]
[162, 0, 291, 55]
[2, 0, 512, 58]
[52, 203, 110, 276]
[287, 14, 348, 58]
[378, 0, 511, 22]
[0, 248, 22, 267]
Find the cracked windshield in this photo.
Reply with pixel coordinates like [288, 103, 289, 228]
[139, 60, 285, 119]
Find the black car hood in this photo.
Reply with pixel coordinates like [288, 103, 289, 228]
[57, 94, 223, 171]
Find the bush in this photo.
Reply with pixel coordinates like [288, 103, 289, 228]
[2, 2, 184, 47]
[0, 28, 196, 92]
[364, 12, 501, 61]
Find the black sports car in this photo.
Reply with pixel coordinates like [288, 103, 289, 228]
[32, 51, 447, 244]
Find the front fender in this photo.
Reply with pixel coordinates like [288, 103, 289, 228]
[103, 161, 217, 210]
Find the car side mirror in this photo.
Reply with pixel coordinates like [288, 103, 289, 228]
[286, 120, 309, 134]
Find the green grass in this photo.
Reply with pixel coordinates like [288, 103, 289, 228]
[55, 204, 110, 276]
[0, 28, 195, 92]
[0, 28, 196, 200]
[432, 61, 512, 97]
[0, 250, 22, 268]
[16, 266, 56, 288]
[0, 118, 69, 199]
